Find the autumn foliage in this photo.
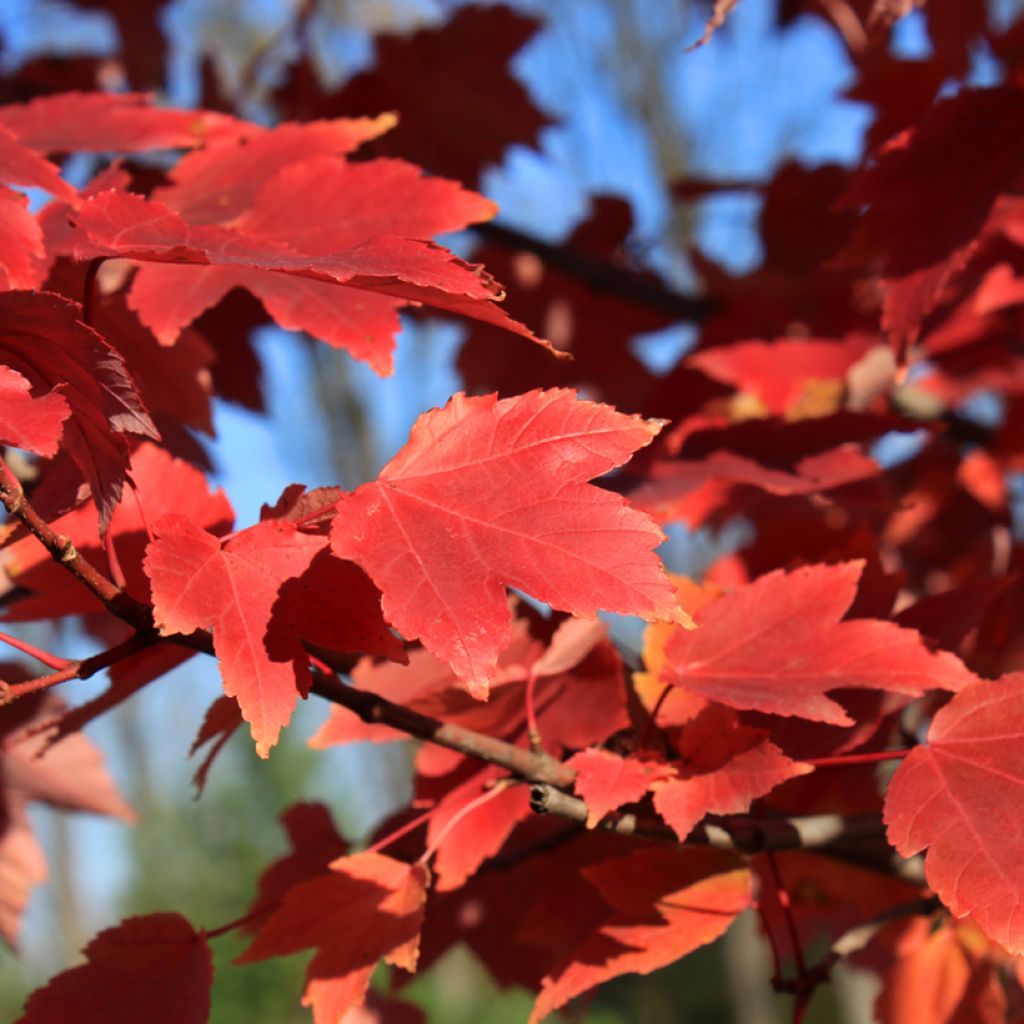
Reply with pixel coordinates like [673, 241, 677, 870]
[3, 1, 1024, 1022]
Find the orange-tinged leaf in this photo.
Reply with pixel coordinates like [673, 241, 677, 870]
[332, 389, 685, 696]
[875, 922, 1007, 1024]
[634, 574, 718, 726]
[16, 913, 212, 1024]
[238, 851, 428, 1023]
[662, 562, 977, 725]
[530, 847, 750, 1023]
[884, 675, 1024, 954]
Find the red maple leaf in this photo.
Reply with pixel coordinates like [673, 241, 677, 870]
[566, 748, 668, 827]
[332, 389, 686, 695]
[0, 91, 236, 154]
[245, 803, 348, 923]
[15, 913, 213, 1024]
[329, 4, 550, 184]
[530, 846, 751, 1022]
[660, 562, 977, 724]
[71, 188, 552, 368]
[0, 291, 157, 528]
[651, 705, 814, 841]
[884, 674, 1024, 954]
[875, 920, 1008, 1024]
[144, 512, 401, 756]
[0, 187, 47, 289]
[0, 365, 69, 457]
[237, 851, 428, 1023]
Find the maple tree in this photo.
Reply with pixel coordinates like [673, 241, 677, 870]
[2, 0, 1024, 1022]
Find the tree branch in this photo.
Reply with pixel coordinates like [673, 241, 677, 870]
[475, 221, 716, 322]
[528, 783, 925, 882]
[0, 473, 924, 878]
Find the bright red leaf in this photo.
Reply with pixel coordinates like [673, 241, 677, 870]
[0, 186, 47, 289]
[660, 562, 977, 725]
[0, 125, 76, 202]
[72, 189, 551, 366]
[332, 389, 686, 696]
[884, 675, 1024, 954]
[425, 768, 532, 891]
[145, 514, 400, 756]
[0, 365, 69, 456]
[651, 706, 814, 841]
[15, 913, 213, 1024]
[566, 748, 667, 827]
[0, 91, 235, 154]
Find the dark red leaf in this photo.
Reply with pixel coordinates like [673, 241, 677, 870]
[16, 913, 213, 1024]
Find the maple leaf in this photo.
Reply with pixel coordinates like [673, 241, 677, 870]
[566, 748, 667, 827]
[0, 291, 157, 528]
[0, 186, 47, 290]
[875, 920, 1008, 1024]
[651, 705, 814, 841]
[144, 513, 400, 756]
[330, 4, 550, 184]
[158, 117, 397, 225]
[687, 335, 877, 417]
[72, 189, 552, 368]
[530, 847, 750, 1023]
[130, 153, 498, 372]
[0, 91, 236, 154]
[0, 365, 69, 457]
[425, 767, 532, 891]
[332, 389, 686, 696]
[189, 696, 244, 795]
[237, 851, 428, 1024]
[660, 562, 977, 725]
[0, 124, 77, 203]
[1, 692, 133, 947]
[15, 913, 213, 1024]
[2, 442, 234, 623]
[840, 87, 1024, 350]
[884, 675, 1024, 955]
[246, 803, 348, 923]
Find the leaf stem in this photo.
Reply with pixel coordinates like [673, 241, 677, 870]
[204, 906, 271, 941]
[365, 807, 435, 855]
[415, 779, 516, 868]
[80, 257, 105, 328]
[0, 629, 70, 670]
[806, 749, 911, 768]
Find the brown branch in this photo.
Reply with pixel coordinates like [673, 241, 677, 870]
[0, 467, 152, 630]
[1, 473, 923, 878]
[309, 672, 574, 788]
[529, 783, 925, 882]
[0, 631, 158, 703]
[475, 221, 716, 322]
